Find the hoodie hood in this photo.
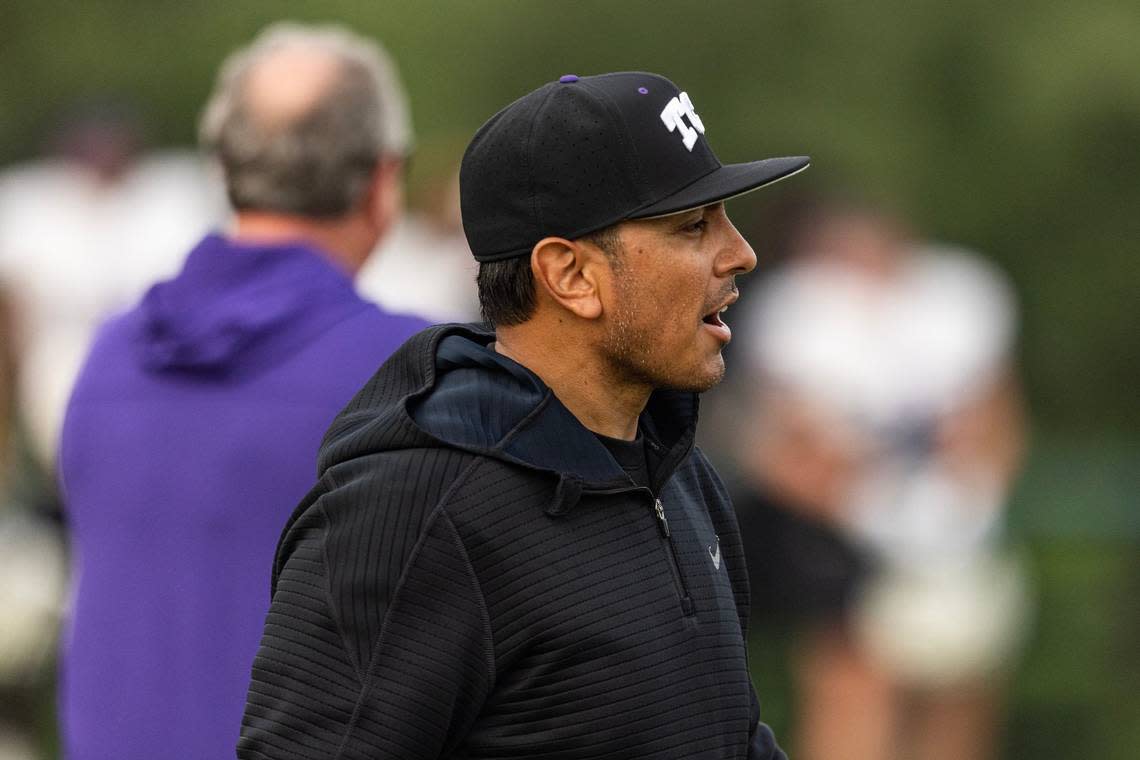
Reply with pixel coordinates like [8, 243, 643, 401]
[319, 323, 700, 510]
[137, 233, 366, 376]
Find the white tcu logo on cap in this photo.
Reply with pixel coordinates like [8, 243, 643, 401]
[660, 92, 706, 152]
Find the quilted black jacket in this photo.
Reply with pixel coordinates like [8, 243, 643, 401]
[238, 323, 785, 759]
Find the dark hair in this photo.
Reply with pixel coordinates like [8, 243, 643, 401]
[477, 225, 623, 327]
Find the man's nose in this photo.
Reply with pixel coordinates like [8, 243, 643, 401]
[718, 216, 757, 276]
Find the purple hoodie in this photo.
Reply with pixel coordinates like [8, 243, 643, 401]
[58, 233, 430, 759]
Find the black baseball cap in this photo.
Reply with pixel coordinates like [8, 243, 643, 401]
[460, 71, 809, 262]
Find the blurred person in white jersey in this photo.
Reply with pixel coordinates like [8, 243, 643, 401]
[0, 99, 225, 464]
[0, 283, 67, 760]
[736, 198, 1029, 760]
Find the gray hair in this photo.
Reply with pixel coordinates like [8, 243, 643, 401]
[199, 22, 413, 217]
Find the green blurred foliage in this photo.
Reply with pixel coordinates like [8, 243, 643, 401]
[1005, 541, 1140, 760]
[1, 0, 1136, 436]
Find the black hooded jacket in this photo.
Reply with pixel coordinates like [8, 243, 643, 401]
[238, 324, 785, 759]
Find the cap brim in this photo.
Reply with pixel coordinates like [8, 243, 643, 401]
[630, 156, 810, 220]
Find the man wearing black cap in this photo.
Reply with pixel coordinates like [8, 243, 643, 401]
[238, 72, 808, 759]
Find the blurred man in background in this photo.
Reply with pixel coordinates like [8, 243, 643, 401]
[735, 199, 1029, 760]
[57, 23, 427, 759]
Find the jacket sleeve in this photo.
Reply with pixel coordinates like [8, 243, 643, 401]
[238, 461, 494, 759]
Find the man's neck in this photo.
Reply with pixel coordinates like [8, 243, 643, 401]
[494, 322, 650, 441]
[232, 212, 370, 276]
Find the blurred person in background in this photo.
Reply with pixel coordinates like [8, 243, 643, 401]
[358, 137, 481, 322]
[0, 98, 225, 467]
[0, 284, 66, 760]
[57, 23, 427, 759]
[734, 199, 1029, 760]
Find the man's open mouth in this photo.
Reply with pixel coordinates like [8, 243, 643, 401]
[702, 307, 727, 327]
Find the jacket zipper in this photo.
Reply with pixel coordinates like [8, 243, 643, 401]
[580, 484, 696, 617]
[652, 497, 695, 617]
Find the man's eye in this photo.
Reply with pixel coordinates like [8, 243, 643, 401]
[683, 219, 708, 234]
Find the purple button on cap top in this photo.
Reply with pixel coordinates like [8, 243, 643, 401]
[559, 74, 579, 83]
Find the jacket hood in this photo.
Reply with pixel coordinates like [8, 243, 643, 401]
[137, 233, 365, 375]
[319, 323, 700, 511]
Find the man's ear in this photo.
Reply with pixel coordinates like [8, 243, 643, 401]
[530, 236, 609, 320]
[365, 157, 405, 243]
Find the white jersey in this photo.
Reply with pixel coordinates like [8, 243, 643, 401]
[0, 152, 225, 461]
[744, 245, 1018, 567]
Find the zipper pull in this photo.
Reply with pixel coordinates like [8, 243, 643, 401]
[653, 498, 671, 538]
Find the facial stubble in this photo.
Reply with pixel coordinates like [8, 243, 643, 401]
[601, 265, 728, 394]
